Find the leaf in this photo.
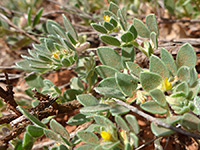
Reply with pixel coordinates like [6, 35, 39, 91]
[109, 2, 119, 15]
[126, 62, 142, 78]
[176, 43, 196, 69]
[174, 82, 188, 95]
[95, 65, 118, 78]
[97, 47, 123, 70]
[94, 115, 116, 128]
[150, 89, 166, 107]
[25, 74, 44, 89]
[133, 18, 150, 38]
[130, 132, 139, 148]
[110, 105, 130, 115]
[67, 113, 91, 125]
[181, 113, 200, 131]
[23, 132, 34, 150]
[125, 115, 140, 134]
[98, 77, 118, 88]
[77, 131, 99, 145]
[109, 17, 118, 27]
[104, 10, 118, 20]
[44, 129, 61, 141]
[151, 122, 174, 137]
[161, 48, 177, 75]
[27, 7, 31, 26]
[150, 32, 158, 49]
[164, 0, 175, 14]
[91, 23, 107, 34]
[63, 89, 82, 101]
[145, 14, 159, 35]
[100, 35, 121, 47]
[80, 104, 111, 113]
[194, 96, 200, 115]
[62, 14, 78, 40]
[128, 25, 137, 40]
[26, 125, 44, 138]
[117, 9, 127, 30]
[66, 32, 77, 45]
[140, 72, 162, 92]
[50, 119, 70, 140]
[121, 32, 134, 43]
[70, 77, 84, 91]
[150, 55, 169, 79]
[33, 8, 43, 27]
[103, 22, 114, 31]
[17, 106, 47, 128]
[77, 94, 99, 106]
[102, 141, 120, 149]
[121, 45, 135, 67]
[177, 66, 190, 82]
[76, 145, 95, 150]
[140, 101, 167, 115]
[115, 115, 130, 132]
[94, 87, 126, 100]
[115, 72, 138, 97]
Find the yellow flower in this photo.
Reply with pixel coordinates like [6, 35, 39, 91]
[52, 51, 60, 59]
[104, 15, 110, 22]
[162, 77, 172, 91]
[100, 131, 112, 141]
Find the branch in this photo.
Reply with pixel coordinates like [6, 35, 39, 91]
[112, 98, 200, 139]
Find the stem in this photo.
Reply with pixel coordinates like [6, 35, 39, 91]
[131, 41, 148, 57]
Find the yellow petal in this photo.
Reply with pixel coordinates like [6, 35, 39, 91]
[104, 15, 110, 22]
[162, 78, 172, 91]
[100, 131, 112, 141]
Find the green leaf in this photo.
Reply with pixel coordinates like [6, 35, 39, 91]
[125, 143, 131, 150]
[128, 25, 137, 40]
[94, 87, 126, 100]
[23, 132, 34, 150]
[77, 94, 99, 106]
[80, 104, 111, 113]
[66, 32, 77, 45]
[62, 14, 78, 40]
[100, 35, 121, 47]
[27, 7, 31, 26]
[181, 113, 200, 131]
[104, 22, 114, 31]
[50, 119, 70, 140]
[161, 48, 177, 75]
[67, 113, 91, 125]
[151, 122, 174, 137]
[44, 129, 61, 141]
[58, 144, 69, 150]
[98, 77, 118, 88]
[140, 72, 162, 92]
[33, 8, 43, 27]
[115, 72, 138, 97]
[126, 62, 142, 78]
[26, 125, 44, 138]
[140, 101, 167, 115]
[174, 82, 188, 95]
[76, 145, 95, 150]
[77, 131, 99, 145]
[102, 141, 120, 149]
[150, 89, 166, 107]
[194, 96, 200, 115]
[94, 115, 116, 128]
[63, 89, 82, 101]
[133, 18, 150, 38]
[104, 10, 118, 20]
[150, 32, 158, 49]
[110, 104, 130, 115]
[130, 132, 139, 148]
[190, 68, 198, 86]
[25, 74, 44, 89]
[115, 115, 130, 132]
[91, 23, 107, 34]
[17, 106, 47, 128]
[145, 14, 159, 35]
[109, 2, 119, 15]
[121, 32, 134, 43]
[150, 55, 169, 79]
[117, 9, 127, 30]
[121, 45, 135, 67]
[177, 66, 190, 82]
[109, 17, 118, 27]
[95, 65, 118, 78]
[70, 77, 84, 91]
[164, 0, 175, 14]
[176, 43, 196, 68]
[97, 47, 123, 70]
[125, 115, 140, 134]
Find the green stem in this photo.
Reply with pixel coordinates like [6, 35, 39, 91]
[131, 41, 148, 57]
[87, 77, 92, 93]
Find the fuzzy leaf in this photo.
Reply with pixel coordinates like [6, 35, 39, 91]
[91, 23, 107, 34]
[181, 113, 200, 131]
[121, 32, 134, 43]
[115, 115, 130, 132]
[33, 8, 43, 27]
[77, 94, 99, 106]
[177, 66, 190, 82]
[121, 45, 135, 67]
[110, 105, 130, 115]
[176, 43, 196, 68]
[133, 18, 150, 38]
[70, 77, 84, 91]
[97, 47, 123, 70]
[95, 65, 118, 78]
[23, 132, 34, 150]
[126, 62, 142, 78]
[150, 89, 166, 107]
[150, 55, 169, 79]
[102, 141, 120, 149]
[26, 125, 44, 138]
[44, 129, 61, 141]
[125, 115, 140, 134]
[145, 14, 159, 35]
[150, 32, 158, 49]
[151, 122, 174, 137]
[100, 35, 121, 46]
[94, 115, 116, 128]
[109, 17, 118, 27]
[98, 77, 118, 88]
[140, 72, 162, 92]
[109, 2, 119, 15]
[77, 131, 99, 145]
[128, 24, 137, 40]
[80, 104, 111, 113]
[76, 145, 95, 150]
[67, 113, 91, 125]
[161, 48, 177, 75]
[140, 101, 167, 115]
[115, 72, 138, 97]
[104, 22, 114, 31]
